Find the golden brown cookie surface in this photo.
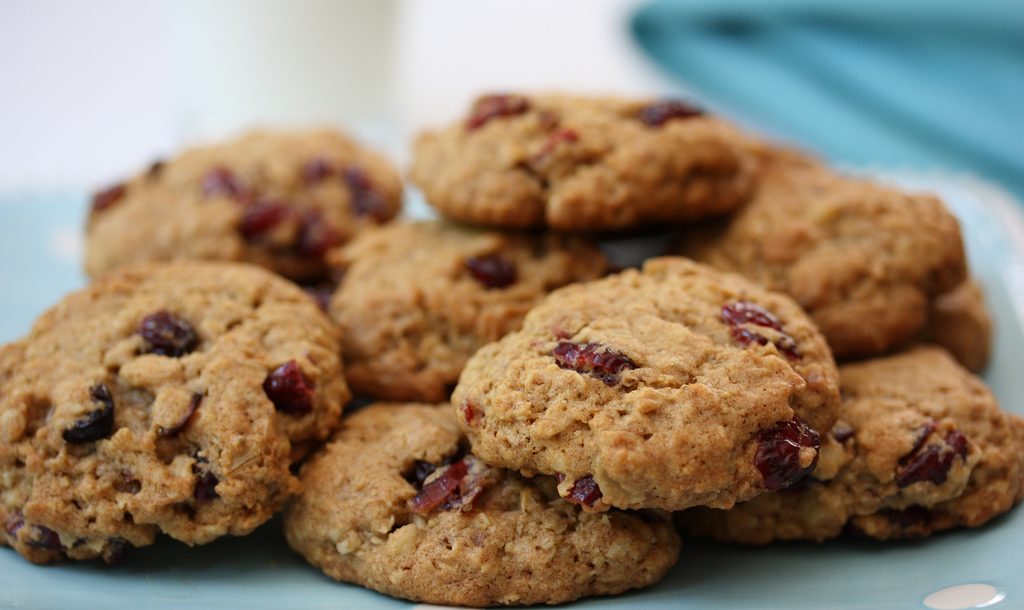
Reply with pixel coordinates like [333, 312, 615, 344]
[0, 262, 349, 563]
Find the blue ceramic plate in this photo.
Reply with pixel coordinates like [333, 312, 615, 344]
[1, 172, 1022, 610]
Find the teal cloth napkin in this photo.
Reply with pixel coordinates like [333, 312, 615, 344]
[631, 0, 1024, 201]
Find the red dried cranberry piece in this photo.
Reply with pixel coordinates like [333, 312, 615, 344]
[466, 94, 531, 130]
[138, 311, 199, 357]
[25, 525, 63, 551]
[721, 301, 800, 359]
[90, 183, 127, 214]
[884, 505, 931, 529]
[201, 166, 248, 200]
[638, 100, 704, 126]
[564, 476, 603, 508]
[63, 383, 115, 444]
[4, 513, 24, 538]
[460, 401, 479, 426]
[831, 421, 855, 444]
[410, 459, 469, 515]
[895, 423, 969, 487]
[157, 393, 202, 438]
[343, 166, 388, 221]
[403, 460, 438, 489]
[193, 471, 219, 502]
[239, 201, 293, 241]
[295, 210, 340, 257]
[531, 128, 579, 163]
[946, 429, 969, 459]
[263, 360, 315, 416]
[552, 341, 637, 386]
[755, 417, 820, 491]
[302, 157, 335, 184]
[464, 254, 518, 289]
[102, 538, 133, 565]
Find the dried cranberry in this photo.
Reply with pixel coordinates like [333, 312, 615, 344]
[239, 201, 293, 241]
[831, 422, 855, 444]
[638, 100, 704, 126]
[302, 157, 335, 184]
[25, 525, 63, 551]
[63, 383, 115, 444]
[552, 341, 637, 386]
[157, 393, 202, 438]
[564, 476, 603, 508]
[946, 429, 969, 459]
[755, 417, 820, 491]
[895, 424, 969, 487]
[460, 401, 479, 426]
[466, 94, 531, 130]
[90, 183, 126, 214]
[721, 301, 800, 359]
[4, 513, 24, 538]
[884, 505, 931, 529]
[343, 166, 388, 220]
[193, 471, 219, 502]
[295, 210, 340, 257]
[464, 254, 518, 289]
[102, 538, 133, 565]
[263, 360, 315, 416]
[531, 128, 579, 163]
[410, 459, 469, 515]
[201, 167, 248, 200]
[403, 460, 437, 489]
[138, 311, 199, 357]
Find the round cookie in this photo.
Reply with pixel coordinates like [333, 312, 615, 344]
[679, 346, 1024, 543]
[452, 257, 841, 512]
[284, 403, 680, 607]
[923, 279, 992, 373]
[0, 262, 349, 564]
[85, 129, 402, 282]
[327, 220, 609, 402]
[676, 149, 967, 359]
[411, 93, 757, 230]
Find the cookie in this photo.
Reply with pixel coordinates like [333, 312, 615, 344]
[84, 129, 402, 282]
[452, 257, 841, 512]
[284, 403, 679, 607]
[0, 262, 349, 564]
[923, 279, 992, 372]
[411, 94, 757, 230]
[327, 220, 609, 402]
[676, 149, 967, 359]
[679, 346, 1024, 543]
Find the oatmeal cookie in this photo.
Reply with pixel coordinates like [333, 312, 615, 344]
[452, 257, 841, 512]
[328, 220, 609, 402]
[0, 262, 349, 563]
[680, 347, 1024, 542]
[412, 94, 757, 230]
[84, 129, 402, 282]
[676, 150, 967, 359]
[284, 403, 679, 607]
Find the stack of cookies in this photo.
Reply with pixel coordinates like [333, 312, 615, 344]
[1, 92, 1021, 608]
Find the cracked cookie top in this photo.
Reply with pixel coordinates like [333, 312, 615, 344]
[680, 346, 1024, 543]
[327, 220, 609, 402]
[0, 261, 348, 564]
[411, 94, 757, 230]
[85, 129, 402, 282]
[284, 403, 679, 607]
[452, 257, 840, 512]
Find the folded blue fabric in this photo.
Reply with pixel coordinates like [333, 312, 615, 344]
[631, 0, 1024, 201]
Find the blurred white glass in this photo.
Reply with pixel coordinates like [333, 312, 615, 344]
[163, 0, 397, 148]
